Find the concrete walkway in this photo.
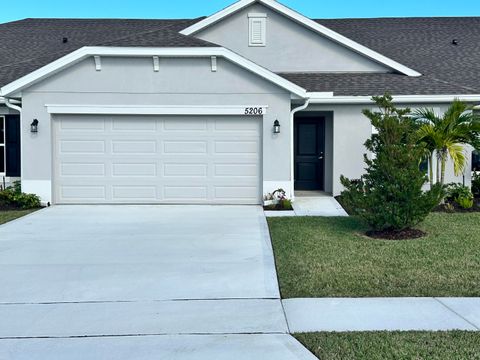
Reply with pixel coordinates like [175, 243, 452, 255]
[283, 298, 480, 333]
[265, 195, 348, 217]
[0, 206, 316, 360]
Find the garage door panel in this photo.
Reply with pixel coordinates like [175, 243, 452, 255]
[60, 118, 106, 131]
[54, 115, 261, 204]
[112, 163, 157, 177]
[59, 140, 106, 154]
[164, 164, 208, 177]
[112, 141, 157, 154]
[164, 186, 208, 200]
[215, 118, 259, 131]
[163, 141, 208, 154]
[163, 119, 208, 131]
[60, 163, 106, 177]
[215, 164, 258, 177]
[112, 119, 158, 131]
[112, 186, 158, 200]
[60, 186, 106, 201]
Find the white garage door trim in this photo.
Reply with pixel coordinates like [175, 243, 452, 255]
[52, 114, 263, 205]
[46, 104, 268, 116]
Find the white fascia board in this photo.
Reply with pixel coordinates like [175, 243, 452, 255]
[0, 46, 307, 98]
[180, 0, 256, 36]
[46, 104, 269, 115]
[308, 94, 480, 105]
[180, 0, 421, 77]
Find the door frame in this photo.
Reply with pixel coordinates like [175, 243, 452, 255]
[294, 115, 326, 191]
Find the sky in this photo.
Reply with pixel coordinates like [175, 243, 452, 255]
[2, 0, 480, 23]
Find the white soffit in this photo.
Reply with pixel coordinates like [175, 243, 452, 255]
[180, 0, 422, 77]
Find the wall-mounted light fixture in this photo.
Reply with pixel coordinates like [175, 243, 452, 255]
[273, 120, 281, 134]
[30, 119, 39, 133]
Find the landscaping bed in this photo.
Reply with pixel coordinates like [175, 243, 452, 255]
[268, 213, 480, 298]
[295, 331, 480, 360]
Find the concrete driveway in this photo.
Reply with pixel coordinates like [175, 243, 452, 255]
[0, 206, 316, 360]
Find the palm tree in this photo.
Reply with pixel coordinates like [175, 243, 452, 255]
[412, 100, 480, 186]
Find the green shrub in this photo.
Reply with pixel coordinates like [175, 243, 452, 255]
[0, 181, 41, 209]
[446, 183, 473, 202]
[340, 94, 444, 232]
[472, 172, 480, 198]
[456, 195, 474, 209]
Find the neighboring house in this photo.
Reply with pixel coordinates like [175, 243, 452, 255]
[0, 0, 479, 204]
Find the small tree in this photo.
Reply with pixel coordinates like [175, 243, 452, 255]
[412, 101, 480, 186]
[340, 94, 444, 232]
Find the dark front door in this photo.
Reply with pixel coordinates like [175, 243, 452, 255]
[295, 117, 325, 191]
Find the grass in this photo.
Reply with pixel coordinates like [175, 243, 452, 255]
[268, 213, 480, 298]
[295, 331, 480, 360]
[0, 209, 37, 225]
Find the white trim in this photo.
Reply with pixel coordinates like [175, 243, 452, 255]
[290, 99, 310, 200]
[180, 0, 421, 77]
[45, 104, 269, 116]
[248, 13, 268, 18]
[94, 56, 102, 71]
[153, 56, 160, 72]
[0, 47, 307, 98]
[0, 115, 5, 175]
[249, 15, 267, 47]
[211, 56, 217, 72]
[308, 94, 480, 104]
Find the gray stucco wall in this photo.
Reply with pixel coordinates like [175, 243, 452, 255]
[195, 3, 390, 73]
[306, 103, 473, 196]
[20, 56, 293, 202]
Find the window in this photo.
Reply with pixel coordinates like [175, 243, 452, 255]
[473, 151, 480, 172]
[248, 13, 267, 47]
[0, 116, 4, 174]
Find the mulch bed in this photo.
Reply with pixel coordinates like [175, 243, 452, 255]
[0, 204, 22, 211]
[263, 205, 294, 211]
[366, 228, 427, 240]
[434, 198, 480, 213]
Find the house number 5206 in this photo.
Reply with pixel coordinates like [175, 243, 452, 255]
[244, 107, 264, 115]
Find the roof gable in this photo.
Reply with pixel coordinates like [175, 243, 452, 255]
[181, 0, 422, 77]
[0, 47, 307, 97]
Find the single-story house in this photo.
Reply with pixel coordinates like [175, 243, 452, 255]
[0, 0, 479, 204]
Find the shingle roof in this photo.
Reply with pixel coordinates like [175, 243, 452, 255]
[280, 17, 480, 96]
[0, 18, 216, 88]
[1, 16, 479, 96]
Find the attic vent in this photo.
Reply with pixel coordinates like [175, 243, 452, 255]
[248, 13, 267, 47]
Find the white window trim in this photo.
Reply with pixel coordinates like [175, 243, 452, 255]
[0, 115, 5, 176]
[248, 13, 267, 47]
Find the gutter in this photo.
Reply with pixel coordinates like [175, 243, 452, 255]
[308, 94, 480, 105]
[290, 98, 310, 200]
[3, 97, 22, 113]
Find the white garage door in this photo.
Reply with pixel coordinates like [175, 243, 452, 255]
[53, 115, 262, 204]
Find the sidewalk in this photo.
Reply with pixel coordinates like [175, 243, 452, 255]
[283, 298, 480, 333]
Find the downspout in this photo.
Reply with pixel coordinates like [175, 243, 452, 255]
[290, 98, 310, 201]
[4, 97, 22, 113]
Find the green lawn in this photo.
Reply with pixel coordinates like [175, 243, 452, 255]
[0, 210, 37, 225]
[295, 331, 480, 360]
[268, 213, 480, 298]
